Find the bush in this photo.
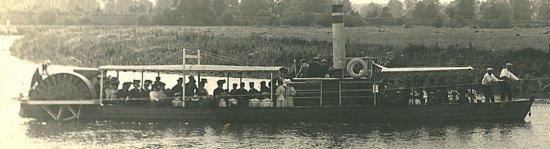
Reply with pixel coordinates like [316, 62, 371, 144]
[221, 13, 235, 26]
[432, 15, 445, 28]
[316, 14, 332, 27]
[445, 18, 465, 28]
[137, 14, 151, 25]
[78, 15, 95, 25]
[278, 13, 316, 26]
[345, 15, 363, 27]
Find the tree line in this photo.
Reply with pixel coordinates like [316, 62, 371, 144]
[360, 0, 550, 28]
[2, 0, 550, 27]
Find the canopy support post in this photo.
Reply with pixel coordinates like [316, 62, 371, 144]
[339, 81, 342, 106]
[99, 71, 104, 106]
[270, 73, 274, 104]
[141, 70, 144, 89]
[226, 72, 230, 91]
[320, 81, 323, 107]
[197, 50, 201, 65]
[182, 49, 186, 107]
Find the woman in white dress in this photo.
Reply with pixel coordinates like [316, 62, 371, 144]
[285, 81, 296, 107]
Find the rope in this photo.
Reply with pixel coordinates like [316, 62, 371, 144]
[199, 50, 250, 65]
[151, 50, 182, 65]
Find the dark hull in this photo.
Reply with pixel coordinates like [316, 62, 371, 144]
[19, 100, 533, 122]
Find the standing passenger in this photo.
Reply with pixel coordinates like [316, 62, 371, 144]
[297, 59, 310, 78]
[319, 59, 330, 78]
[30, 60, 52, 89]
[310, 57, 321, 78]
[499, 63, 520, 101]
[482, 68, 500, 103]
[286, 81, 296, 107]
[275, 80, 286, 107]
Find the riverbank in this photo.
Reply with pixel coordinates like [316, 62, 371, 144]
[7, 26, 550, 96]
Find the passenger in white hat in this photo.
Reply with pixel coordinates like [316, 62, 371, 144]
[481, 68, 500, 103]
[30, 60, 52, 89]
[499, 63, 520, 101]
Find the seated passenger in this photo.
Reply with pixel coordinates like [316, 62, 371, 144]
[228, 98, 238, 107]
[260, 93, 273, 107]
[171, 92, 184, 107]
[238, 82, 248, 107]
[171, 77, 184, 97]
[195, 82, 208, 108]
[117, 82, 132, 104]
[259, 81, 270, 98]
[213, 80, 227, 107]
[248, 82, 260, 99]
[153, 76, 164, 87]
[149, 84, 165, 106]
[105, 83, 118, 104]
[458, 88, 469, 104]
[185, 76, 197, 97]
[229, 83, 239, 98]
[129, 80, 142, 104]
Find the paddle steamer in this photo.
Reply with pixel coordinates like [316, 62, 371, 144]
[18, 1, 533, 122]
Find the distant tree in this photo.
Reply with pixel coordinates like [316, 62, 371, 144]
[151, 0, 176, 25]
[481, 0, 513, 28]
[412, 0, 440, 18]
[447, 0, 476, 20]
[211, 0, 227, 17]
[175, 0, 217, 25]
[240, 0, 270, 17]
[404, 0, 418, 18]
[481, 1, 512, 20]
[511, 0, 532, 20]
[379, 7, 393, 18]
[360, 3, 380, 17]
[129, 0, 153, 14]
[536, 2, 550, 20]
[387, 0, 404, 18]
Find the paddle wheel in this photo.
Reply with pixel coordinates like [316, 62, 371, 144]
[28, 72, 97, 121]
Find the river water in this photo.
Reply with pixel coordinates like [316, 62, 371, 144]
[1, 35, 549, 148]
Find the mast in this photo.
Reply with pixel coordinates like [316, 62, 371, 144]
[332, 0, 345, 78]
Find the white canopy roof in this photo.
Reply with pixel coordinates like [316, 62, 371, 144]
[99, 65, 282, 73]
[380, 66, 474, 73]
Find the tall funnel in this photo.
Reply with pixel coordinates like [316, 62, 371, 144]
[332, 1, 345, 77]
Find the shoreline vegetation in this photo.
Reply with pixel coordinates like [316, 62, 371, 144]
[9, 25, 550, 96]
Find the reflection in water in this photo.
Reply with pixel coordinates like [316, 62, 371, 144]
[19, 113, 545, 148]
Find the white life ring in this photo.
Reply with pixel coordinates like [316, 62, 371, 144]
[346, 58, 368, 78]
